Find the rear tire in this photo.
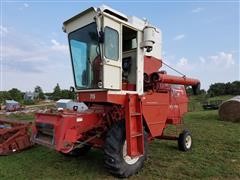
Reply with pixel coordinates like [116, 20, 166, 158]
[104, 121, 148, 178]
[61, 145, 91, 157]
[178, 129, 192, 151]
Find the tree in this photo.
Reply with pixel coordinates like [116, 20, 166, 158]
[52, 83, 61, 100]
[207, 83, 226, 97]
[225, 82, 232, 95]
[199, 89, 206, 95]
[207, 81, 240, 97]
[0, 91, 11, 104]
[61, 89, 75, 100]
[230, 81, 240, 95]
[34, 86, 45, 100]
[8, 88, 23, 102]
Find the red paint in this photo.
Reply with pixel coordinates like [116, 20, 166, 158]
[125, 94, 144, 157]
[34, 110, 103, 153]
[150, 73, 200, 86]
[0, 119, 32, 155]
[78, 91, 126, 105]
[122, 83, 136, 91]
[34, 56, 200, 158]
[142, 92, 169, 137]
[144, 56, 162, 75]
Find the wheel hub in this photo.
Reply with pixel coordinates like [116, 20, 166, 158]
[185, 135, 192, 149]
[122, 141, 139, 165]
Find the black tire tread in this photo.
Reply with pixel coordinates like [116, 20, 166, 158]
[104, 121, 148, 178]
[178, 129, 192, 152]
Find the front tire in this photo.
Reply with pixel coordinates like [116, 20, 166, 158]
[104, 121, 148, 178]
[178, 129, 192, 151]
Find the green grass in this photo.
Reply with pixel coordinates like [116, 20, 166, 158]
[208, 95, 234, 101]
[0, 110, 239, 179]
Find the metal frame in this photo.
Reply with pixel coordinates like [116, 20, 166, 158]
[0, 119, 32, 155]
[34, 6, 200, 159]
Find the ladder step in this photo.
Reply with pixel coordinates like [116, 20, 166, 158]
[131, 112, 141, 116]
[131, 133, 143, 138]
[125, 94, 144, 156]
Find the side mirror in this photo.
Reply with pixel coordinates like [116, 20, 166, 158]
[192, 83, 200, 95]
[70, 86, 75, 92]
[98, 31, 104, 43]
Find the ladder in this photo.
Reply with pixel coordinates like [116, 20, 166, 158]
[125, 94, 144, 157]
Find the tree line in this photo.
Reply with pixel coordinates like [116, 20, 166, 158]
[1, 81, 239, 105]
[207, 81, 240, 97]
[0, 83, 75, 105]
[181, 81, 239, 97]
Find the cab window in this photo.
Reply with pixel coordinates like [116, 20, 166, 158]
[104, 27, 119, 61]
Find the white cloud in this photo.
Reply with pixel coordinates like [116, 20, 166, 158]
[19, 3, 30, 10]
[161, 55, 195, 85]
[0, 25, 8, 36]
[160, 51, 237, 90]
[196, 52, 234, 68]
[3, 45, 49, 63]
[2, 28, 73, 91]
[51, 39, 60, 46]
[51, 39, 68, 52]
[199, 56, 206, 63]
[3, 30, 69, 68]
[192, 7, 204, 13]
[24, 3, 29, 8]
[177, 57, 188, 67]
[173, 34, 185, 41]
[176, 57, 194, 72]
[208, 52, 234, 68]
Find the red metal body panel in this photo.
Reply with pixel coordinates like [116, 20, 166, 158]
[151, 73, 200, 86]
[144, 56, 162, 75]
[0, 119, 32, 155]
[167, 85, 188, 124]
[142, 92, 169, 137]
[78, 91, 126, 105]
[34, 110, 103, 153]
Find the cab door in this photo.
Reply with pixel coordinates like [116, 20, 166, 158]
[102, 16, 121, 90]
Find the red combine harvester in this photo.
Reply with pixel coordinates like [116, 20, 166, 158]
[34, 5, 200, 177]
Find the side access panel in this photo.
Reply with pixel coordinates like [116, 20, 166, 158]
[142, 92, 169, 137]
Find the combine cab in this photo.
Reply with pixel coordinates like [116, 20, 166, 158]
[34, 5, 200, 177]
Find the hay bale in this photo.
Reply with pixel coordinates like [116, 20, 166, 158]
[218, 96, 240, 122]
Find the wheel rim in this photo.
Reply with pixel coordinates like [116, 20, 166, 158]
[185, 135, 192, 149]
[122, 141, 139, 165]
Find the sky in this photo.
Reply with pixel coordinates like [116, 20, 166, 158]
[0, 0, 239, 92]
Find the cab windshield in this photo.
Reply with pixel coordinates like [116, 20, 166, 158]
[69, 22, 101, 89]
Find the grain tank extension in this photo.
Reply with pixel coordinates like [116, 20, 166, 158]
[34, 5, 200, 177]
